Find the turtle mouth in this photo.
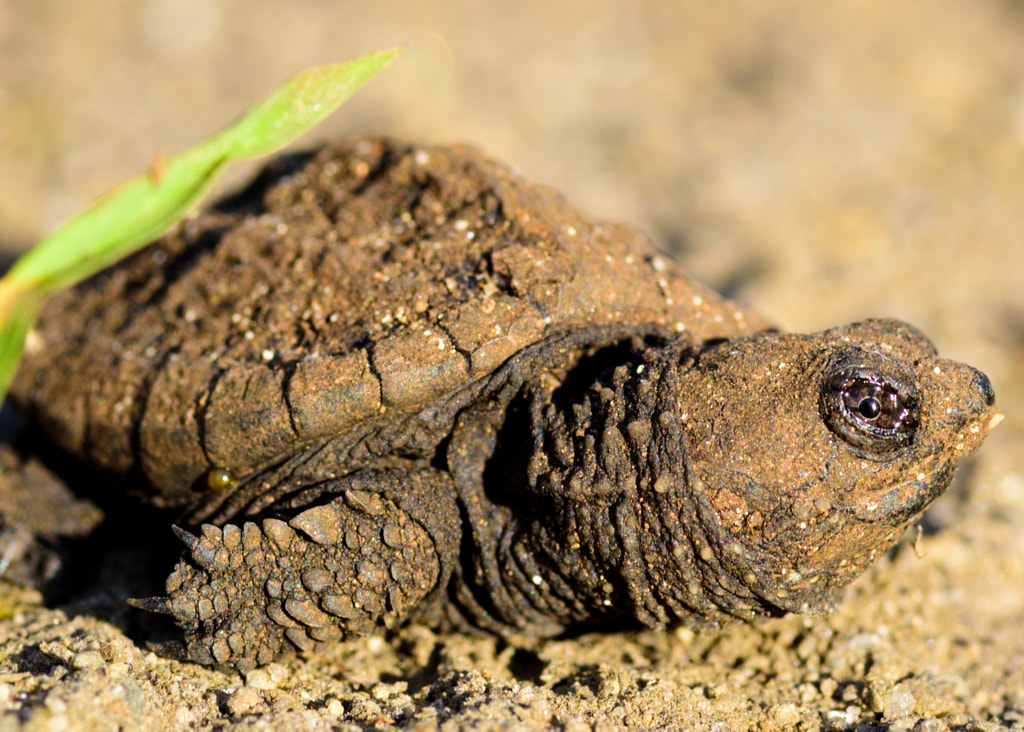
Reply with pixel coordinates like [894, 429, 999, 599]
[843, 462, 953, 524]
[842, 402, 1003, 526]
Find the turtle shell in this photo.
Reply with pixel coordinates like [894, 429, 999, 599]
[10, 138, 769, 508]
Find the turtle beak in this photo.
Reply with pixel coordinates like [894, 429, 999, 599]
[974, 368, 1004, 435]
[947, 367, 1001, 456]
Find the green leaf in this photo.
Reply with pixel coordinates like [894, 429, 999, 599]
[0, 47, 402, 400]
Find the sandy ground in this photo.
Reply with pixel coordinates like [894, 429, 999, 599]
[1, 1, 1024, 729]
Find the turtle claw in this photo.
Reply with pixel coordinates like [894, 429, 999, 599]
[170, 524, 229, 571]
[127, 595, 174, 614]
[171, 525, 199, 551]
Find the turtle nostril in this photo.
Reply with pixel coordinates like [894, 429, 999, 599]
[972, 369, 995, 407]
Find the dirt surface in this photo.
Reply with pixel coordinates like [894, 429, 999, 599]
[1, 1, 1023, 730]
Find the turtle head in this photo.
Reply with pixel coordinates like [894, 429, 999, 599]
[658, 318, 1000, 619]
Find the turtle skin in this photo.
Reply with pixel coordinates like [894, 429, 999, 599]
[9, 138, 1000, 671]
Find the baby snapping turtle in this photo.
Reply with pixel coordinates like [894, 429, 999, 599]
[10, 138, 1000, 671]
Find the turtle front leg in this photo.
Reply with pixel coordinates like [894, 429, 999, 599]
[132, 467, 460, 671]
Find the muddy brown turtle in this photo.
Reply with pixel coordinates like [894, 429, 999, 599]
[9, 138, 1000, 671]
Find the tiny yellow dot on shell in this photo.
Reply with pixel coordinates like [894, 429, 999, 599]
[207, 468, 237, 492]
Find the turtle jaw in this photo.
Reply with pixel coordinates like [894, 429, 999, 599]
[843, 463, 952, 525]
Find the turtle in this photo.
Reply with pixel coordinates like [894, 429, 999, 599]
[9, 137, 1000, 672]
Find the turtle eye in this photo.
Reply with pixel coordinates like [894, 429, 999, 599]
[821, 362, 920, 455]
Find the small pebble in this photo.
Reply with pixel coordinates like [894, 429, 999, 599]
[598, 675, 621, 699]
[71, 651, 106, 671]
[244, 662, 289, 689]
[884, 684, 917, 718]
[371, 681, 407, 701]
[225, 686, 265, 717]
[769, 702, 801, 727]
[44, 696, 67, 714]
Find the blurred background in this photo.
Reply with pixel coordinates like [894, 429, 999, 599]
[1, 0, 1023, 415]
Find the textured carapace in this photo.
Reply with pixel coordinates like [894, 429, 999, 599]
[10, 139, 1000, 671]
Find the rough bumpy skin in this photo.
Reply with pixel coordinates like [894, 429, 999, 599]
[10, 138, 1000, 671]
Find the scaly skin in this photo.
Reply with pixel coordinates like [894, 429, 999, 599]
[141, 468, 460, 671]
